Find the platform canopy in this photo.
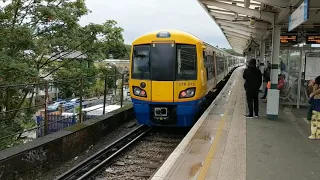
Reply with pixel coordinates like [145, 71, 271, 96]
[197, 0, 320, 54]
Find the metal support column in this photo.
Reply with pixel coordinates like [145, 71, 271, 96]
[260, 40, 266, 65]
[267, 25, 281, 120]
[103, 76, 107, 114]
[44, 81, 49, 135]
[259, 40, 265, 91]
[254, 48, 257, 59]
[297, 47, 303, 109]
[79, 78, 84, 123]
[286, 49, 290, 83]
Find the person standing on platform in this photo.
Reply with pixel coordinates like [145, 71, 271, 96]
[280, 61, 286, 75]
[308, 76, 320, 140]
[243, 58, 262, 118]
[307, 78, 320, 121]
[262, 74, 286, 103]
[261, 61, 271, 99]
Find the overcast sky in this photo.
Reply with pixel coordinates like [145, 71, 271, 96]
[79, 0, 231, 49]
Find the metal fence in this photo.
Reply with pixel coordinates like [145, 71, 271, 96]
[0, 73, 130, 150]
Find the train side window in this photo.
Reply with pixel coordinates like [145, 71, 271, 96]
[216, 53, 223, 75]
[131, 45, 150, 80]
[212, 52, 216, 77]
[207, 55, 214, 80]
[203, 51, 206, 64]
[221, 55, 225, 74]
[203, 51, 208, 80]
[176, 44, 197, 80]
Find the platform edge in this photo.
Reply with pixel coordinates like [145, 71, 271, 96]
[151, 69, 239, 180]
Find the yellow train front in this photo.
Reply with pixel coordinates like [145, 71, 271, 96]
[130, 30, 224, 127]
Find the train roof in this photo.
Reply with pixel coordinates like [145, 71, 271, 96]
[132, 29, 202, 44]
[133, 29, 240, 58]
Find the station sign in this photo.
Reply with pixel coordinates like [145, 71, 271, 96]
[156, 31, 171, 38]
[288, 0, 309, 32]
[306, 35, 320, 44]
[280, 35, 297, 44]
[304, 53, 320, 80]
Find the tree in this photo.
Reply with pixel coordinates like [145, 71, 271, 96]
[89, 79, 104, 99]
[51, 60, 93, 99]
[50, 21, 127, 99]
[96, 63, 118, 89]
[0, 0, 91, 108]
[78, 21, 128, 60]
[0, 0, 126, 149]
[124, 44, 131, 59]
[106, 42, 127, 59]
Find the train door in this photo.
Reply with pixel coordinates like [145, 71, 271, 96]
[213, 51, 218, 86]
[150, 41, 175, 102]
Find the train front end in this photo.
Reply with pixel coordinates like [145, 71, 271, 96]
[129, 30, 206, 127]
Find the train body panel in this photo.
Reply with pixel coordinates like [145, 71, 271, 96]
[130, 79, 152, 102]
[129, 29, 244, 127]
[132, 98, 202, 127]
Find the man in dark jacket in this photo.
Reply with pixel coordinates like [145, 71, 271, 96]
[243, 58, 262, 118]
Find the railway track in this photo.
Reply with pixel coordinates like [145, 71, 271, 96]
[96, 128, 186, 180]
[50, 68, 235, 180]
[55, 125, 152, 180]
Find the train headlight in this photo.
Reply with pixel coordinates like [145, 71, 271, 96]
[179, 87, 196, 99]
[132, 86, 147, 97]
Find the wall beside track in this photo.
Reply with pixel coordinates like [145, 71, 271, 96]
[0, 105, 134, 180]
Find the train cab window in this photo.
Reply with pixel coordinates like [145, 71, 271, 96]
[176, 44, 197, 80]
[131, 45, 150, 79]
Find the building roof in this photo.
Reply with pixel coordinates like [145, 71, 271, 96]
[197, 0, 320, 54]
[44, 51, 87, 61]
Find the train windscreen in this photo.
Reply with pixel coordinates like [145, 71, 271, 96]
[150, 43, 176, 81]
[131, 45, 150, 80]
[131, 43, 197, 81]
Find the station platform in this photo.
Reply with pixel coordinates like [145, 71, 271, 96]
[152, 67, 320, 180]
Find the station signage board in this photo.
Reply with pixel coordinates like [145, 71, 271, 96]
[304, 53, 320, 80]
[288, 0, 309, 32]
[280, 35, 297, 44]
[306, 35, 320, 44]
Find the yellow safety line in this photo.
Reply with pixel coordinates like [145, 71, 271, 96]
[196, 80, 237, 180]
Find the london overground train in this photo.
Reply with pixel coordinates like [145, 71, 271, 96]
[129, 30, 244, 127]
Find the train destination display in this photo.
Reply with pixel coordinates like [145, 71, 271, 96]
[280, 35, 297, 43]
[306, 35, 320, 44]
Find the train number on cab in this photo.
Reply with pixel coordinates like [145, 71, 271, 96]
[177, 82, 195, 86]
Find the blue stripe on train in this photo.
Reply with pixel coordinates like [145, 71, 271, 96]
[131, 98, 205, 127]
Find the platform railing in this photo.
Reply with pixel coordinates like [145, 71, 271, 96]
[0, 73, 130, 150]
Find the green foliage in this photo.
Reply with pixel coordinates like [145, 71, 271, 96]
[51, 59, 95, 98]
[124, 44, 132, 59]
[50, 20, 127, 99]
[79, 21, 129, 60]
[75, 106, 80, 113]
[0, 0, 127, 149]
[89, 79, 104, 98]
[96, 64, 118, 89]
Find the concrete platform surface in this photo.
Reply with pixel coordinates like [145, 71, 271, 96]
[247, 98, 320, 180]
[151, 67, 320, 180]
